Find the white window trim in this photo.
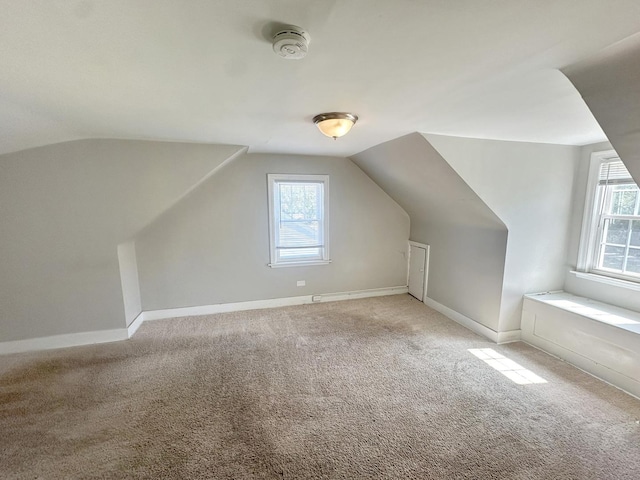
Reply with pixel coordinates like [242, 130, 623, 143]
[569, 270, 640, 292]
[576, 150, 639, 286]
[267, 174, 330, 268]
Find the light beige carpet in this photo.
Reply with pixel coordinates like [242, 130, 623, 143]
[1, 294, 639, 479]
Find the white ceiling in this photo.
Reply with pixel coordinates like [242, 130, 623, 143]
[2, 0, 640, 157]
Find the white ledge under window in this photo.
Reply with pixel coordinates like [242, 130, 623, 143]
[268, 260, 332, 268]
[525, 291, 640, 335]
[569, 270, 640, 292]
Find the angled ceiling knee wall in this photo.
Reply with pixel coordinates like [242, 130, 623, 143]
[351, 133, 508, 333]
[563, 33, 640, 183]
[0, 139, 244, 342]
[424, 134, 581, 334]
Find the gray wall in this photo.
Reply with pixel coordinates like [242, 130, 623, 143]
[425, 134, 581, 332]
[351, 133, 507, 332]
[0, 139, 243, 341]
[135, 153, 409, 310]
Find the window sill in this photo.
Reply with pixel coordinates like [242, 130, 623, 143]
[569, 270, 640, 292]
[268, 260, 331, 268]
[525, 291, 640, 335]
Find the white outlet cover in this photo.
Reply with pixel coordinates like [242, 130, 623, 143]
[297, 280, 306, 287]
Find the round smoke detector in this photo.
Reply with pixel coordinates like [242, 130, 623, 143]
[272, 26, 310, 60]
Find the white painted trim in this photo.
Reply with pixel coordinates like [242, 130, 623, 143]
[423, 296, 497, 343]
[143, 286, 409, 321]
[408, 240, 430, 301]
[421, 296, 521, 344]
[569, 270, 640, 292]
[408, 240, 430, 249]
[576, 149, 617, 271]
[0, 287, 408, 355]
[522, 337, 640, 401]
[267, 260, 332, 268]
[0, 328, 129, 355]
[576, 150, 640, 284]
[267, 174, 330, 268]
[143, 296, 309, 320]
[496, 329, 522, 344]
[524, 291, 640, 334]
[127, 312, 145, 337]
[521, 303, 640, 400]
[321, 285, 408, 302]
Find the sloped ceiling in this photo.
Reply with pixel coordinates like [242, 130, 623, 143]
[351, 133, 505, 231]
[563, 33, 640, 183]
[0, 139, 245, 340]
[351, 133, 507, 331]
[2, 1, 640, 157]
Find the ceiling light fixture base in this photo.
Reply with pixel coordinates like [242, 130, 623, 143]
[313, 112, 358, 139]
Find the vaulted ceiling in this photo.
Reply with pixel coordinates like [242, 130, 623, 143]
[2, 0, 640, 157]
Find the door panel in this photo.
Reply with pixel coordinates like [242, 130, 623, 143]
[408, 245, 426, 301]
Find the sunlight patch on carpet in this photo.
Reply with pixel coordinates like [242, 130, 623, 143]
[468, 348, 547, 385]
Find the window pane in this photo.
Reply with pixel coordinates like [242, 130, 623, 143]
[609, 186, 637, 215]
[279, 183, 320, 221]
[631, 221, 640, 248]
[268, 174, 328, 266]
[601, 245, 625, 270]
[279, 220, 320, 247]
[605, 219, 630, 245]
[277, 182, 322, 250]
[627, 248, 640, 274]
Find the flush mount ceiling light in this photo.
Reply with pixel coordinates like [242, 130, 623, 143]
[313, 113, 358, 139]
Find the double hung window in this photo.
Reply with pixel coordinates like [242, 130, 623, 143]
[579, 152, 640, 282]
[267, 174, 330, 267]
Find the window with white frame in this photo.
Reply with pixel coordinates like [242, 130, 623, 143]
[267, 174, 330, 267]
[578, 151, 640, 282]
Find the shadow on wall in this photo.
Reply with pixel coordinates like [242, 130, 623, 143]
[351, 133, 508, 333]
[563, 32, 640, 185]
[0, 139, 245, 342]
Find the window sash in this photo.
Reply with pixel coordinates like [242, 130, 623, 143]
[267, 174, 330, 266]
[587, 157, 640, 281]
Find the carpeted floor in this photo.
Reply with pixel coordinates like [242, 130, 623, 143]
[1, 294, 639, 479]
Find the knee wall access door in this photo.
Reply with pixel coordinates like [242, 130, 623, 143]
[408, 242, 429, 301]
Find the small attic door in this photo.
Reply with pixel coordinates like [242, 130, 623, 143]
[408, 241, 429, 301]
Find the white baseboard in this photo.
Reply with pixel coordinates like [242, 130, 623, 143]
[422, 296, 521, 344]
[320, 285, 408, 302]
[143, 286, 409, 321]
[496, 329, 522, 344]
[0, 286, 408, 354]
[423, 296, 498, 342]
[0, 328, 129, 355]
[127, 312, 144, 337]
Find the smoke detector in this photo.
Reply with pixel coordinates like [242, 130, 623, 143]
[272, 26, 310, 60]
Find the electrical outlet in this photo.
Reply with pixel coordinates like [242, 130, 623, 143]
[297, 280, 306, 287]
[312, 295, 322, 302]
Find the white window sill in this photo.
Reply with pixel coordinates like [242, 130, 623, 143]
[268, 260, 331, 268]
[569, 270, 640, 292]
[525, 291, 640, 335]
